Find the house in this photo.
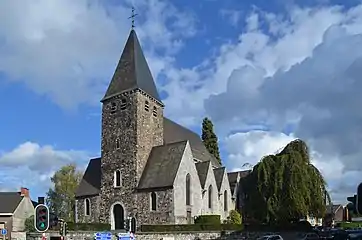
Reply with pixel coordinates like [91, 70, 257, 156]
[323, 204, 345, 226]
[0, 187, 35, 238]
[74, 28, 243, 230]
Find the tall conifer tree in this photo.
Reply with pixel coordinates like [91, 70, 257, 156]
[202, 117, 222, 164]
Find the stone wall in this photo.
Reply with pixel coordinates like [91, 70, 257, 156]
[136, 189, 174, 225]
[25, 231, 307, 240]
[76, 195, 101, 223]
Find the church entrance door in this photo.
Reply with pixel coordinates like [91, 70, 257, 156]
[113, 204, 125, 230]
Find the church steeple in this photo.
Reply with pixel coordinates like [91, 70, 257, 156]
[101, 30, 163, 104]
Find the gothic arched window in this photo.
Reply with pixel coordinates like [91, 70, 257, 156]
[186, 174, 191, 205]
[85, 198, 91, 216]
[224, 190, 228, 211]
[114, 170, 122, 187]
[150, 192, 157, 211]
[208, 185, 213, 209]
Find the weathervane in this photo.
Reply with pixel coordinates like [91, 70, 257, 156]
[128, 6, 138, 30]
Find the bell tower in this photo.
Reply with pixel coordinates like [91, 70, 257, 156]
[99, 29, 164, 226]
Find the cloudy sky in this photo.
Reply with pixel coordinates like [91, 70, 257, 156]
[0, 0, 361, 204]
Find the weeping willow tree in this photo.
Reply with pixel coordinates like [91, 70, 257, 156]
[241, 139, 330, 224]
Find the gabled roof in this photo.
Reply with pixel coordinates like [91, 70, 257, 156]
[195, 161, 211, 189]
[163, 118, 220, 167]
[227, 170, 251, 195]
[326, 204, 343, 214]
[102, 30, 162, 103]
[75, 158, 101, 197]
[213, 167, 225, 191]
[0, 192, 23, 213]
[137, 141, 187, 190]
[75, 117, 223, 197]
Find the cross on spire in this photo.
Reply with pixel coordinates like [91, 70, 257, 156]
[128, 6, 138, 30]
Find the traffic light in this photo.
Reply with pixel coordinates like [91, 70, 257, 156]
[357, 183, 362, 214]
[347, 195, 357, 214]
[34, 204, 49, 232]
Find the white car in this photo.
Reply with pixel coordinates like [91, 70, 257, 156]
[257, 235, 284, 240]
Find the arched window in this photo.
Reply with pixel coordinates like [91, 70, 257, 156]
[120, 98, 127, 110]
[152, 106, 157, 117]
[208, 185, 212, 209]
[116, 138, 120, 149]
[114, 170, 122, 187]
[150, 192, 157, 211]
[145, 101, 149, 111]
[224, 190, 228, 212]
[186, 174, 191, 205]
[85, 198, 91, 216]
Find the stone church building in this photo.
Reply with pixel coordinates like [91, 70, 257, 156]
[74, 29, 245, 230]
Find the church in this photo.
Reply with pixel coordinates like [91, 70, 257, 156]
[74, 28, 246, 230]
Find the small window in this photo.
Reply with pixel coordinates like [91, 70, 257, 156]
[85, 198, 91, 216]
[114, 170, 122, 187]
[110, 102, 117, 114]
[120, 98, 127, 110]
[224, 190, 228, 211]
[152, 106, 157, 117]
[145, 101, 149, 111]
[208, 185, 212, 209]
[116, 138, 120, 149]
[150, 192, 157, 211]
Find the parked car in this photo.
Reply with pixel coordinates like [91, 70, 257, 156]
[299, 233, 320, 240]
[257, 235, 284, 240]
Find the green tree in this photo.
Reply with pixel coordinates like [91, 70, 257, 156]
[201, 117, 222, 164]
[24, 215, 35, 232]
[242, 139, 330, 224]
[46, 163, 82, 222]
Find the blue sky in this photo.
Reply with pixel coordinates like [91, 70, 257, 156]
[1, 0, 362, 204]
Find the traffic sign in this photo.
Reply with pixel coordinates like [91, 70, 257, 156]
[95, 232, 112, 240]
[1, 228, 7, 235]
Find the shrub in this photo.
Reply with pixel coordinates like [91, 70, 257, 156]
[194, 215, 221, 225]
[140, 224, 243, 232]
[228, 210, 242, 224]
[66, 222, 111, 231]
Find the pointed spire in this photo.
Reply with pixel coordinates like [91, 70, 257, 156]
[101, 30, 162, 104]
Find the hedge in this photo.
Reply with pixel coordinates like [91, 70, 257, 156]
[194, 215, 221, 225]
[338, 222, 362, 229]
[141, 224, 243, 232]
[55, 222, 111, 231]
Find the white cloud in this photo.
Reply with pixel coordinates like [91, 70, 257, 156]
[0, 142, 89, 172]
[0, 142, 91, 197]
[159, 4, 362, 203]
[220, 9, 241, 27]
[224, 130, 295, 170]
[0, 0, 195, 110]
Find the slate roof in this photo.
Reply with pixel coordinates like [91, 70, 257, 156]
[195, 161, 211, 189]
[137, 141, 187, 190]
[101, 30, 162, 103]
[228, 170, 251, 195]
[0, 192, 23, 214]
[75, 158, 101, 197]
[213, 167, 225, 191]
[163, 118, 220, 167]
